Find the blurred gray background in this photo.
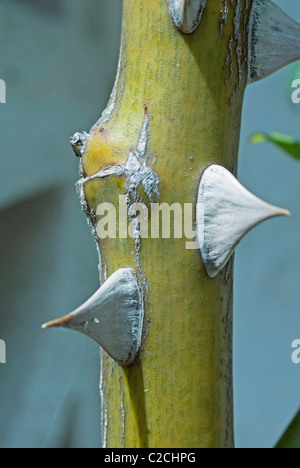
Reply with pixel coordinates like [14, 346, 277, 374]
[0, 0, 298, 448]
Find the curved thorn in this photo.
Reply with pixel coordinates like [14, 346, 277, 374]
[248, 0, 300, 83]
[42, 268, 144, 367]
[197, 165, 290, 279]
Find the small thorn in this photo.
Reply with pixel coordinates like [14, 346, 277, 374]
[167, 0, 207, 35]
[197, 165, 290, 279]
[70, 132, 90, 157]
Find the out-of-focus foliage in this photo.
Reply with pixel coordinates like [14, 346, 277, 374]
[250, 133, 300, 160]
[276, 410, 300, 448]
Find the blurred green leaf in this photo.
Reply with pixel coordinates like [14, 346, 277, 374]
[276, 410, 300, 449]
[250, 132, 300, 160]
[291, 60, 300, 83]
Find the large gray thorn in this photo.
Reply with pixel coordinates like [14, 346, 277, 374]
[42, 268, 144, 367]
[248, 0, 300, 83]
[197, 165, 290, 279]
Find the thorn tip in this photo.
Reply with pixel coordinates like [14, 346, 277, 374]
[42, 313, 74, 330]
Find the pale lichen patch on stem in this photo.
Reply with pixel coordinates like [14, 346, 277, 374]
[95, 38, 126, 128]
[219, 0, 229, 36]
[222, 0, 250, 109]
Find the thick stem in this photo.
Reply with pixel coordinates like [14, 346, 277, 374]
[83, 0, 251, 449]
